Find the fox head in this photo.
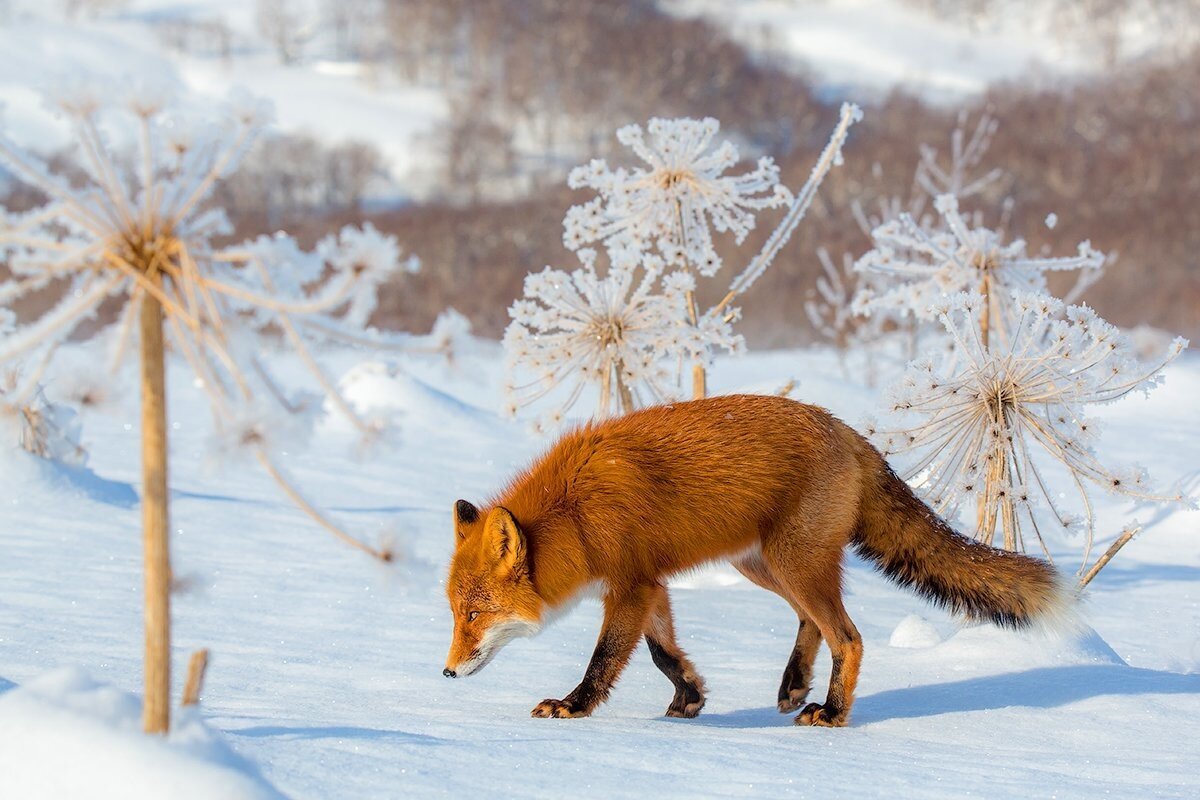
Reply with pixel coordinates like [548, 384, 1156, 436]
[443, 499, 543, 678]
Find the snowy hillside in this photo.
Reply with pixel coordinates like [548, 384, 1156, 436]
[1, 342, 1198, 798]
[669, 0, 1159, 101]
[0, 0, 446, 199]
[0, 0, 1165, 200]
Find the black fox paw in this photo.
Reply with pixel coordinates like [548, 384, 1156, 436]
[795, 702, 846, 728]
[531, 698, 589, 718]
[777, 686, 810, 714]
[665, 687, 706, 718]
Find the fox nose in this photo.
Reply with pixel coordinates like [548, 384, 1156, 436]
[443, 668, 457, 679]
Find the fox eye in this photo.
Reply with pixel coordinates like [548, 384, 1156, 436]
[468, 611, 479, 622]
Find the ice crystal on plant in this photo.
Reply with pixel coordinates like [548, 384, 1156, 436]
[804, 248, 887, 381]
[563, 117, 792, 276]
[915, 110, 1004, 201]
[507, 104, 859, 422]
[317, 223, 419, 328]
[503, 248, 680, 423]
[854, 194, 1104, 340]
[867, 291, 1187, 567]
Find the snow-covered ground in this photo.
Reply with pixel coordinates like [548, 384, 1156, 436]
[2, 341, 1198, 798]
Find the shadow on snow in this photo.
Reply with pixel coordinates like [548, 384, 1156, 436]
[227, 724, 446, 745]
[676, 663, 1200, 729]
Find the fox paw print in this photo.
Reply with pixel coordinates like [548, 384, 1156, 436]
[795, 702, 847, 728]
[531, 698, 589, 718]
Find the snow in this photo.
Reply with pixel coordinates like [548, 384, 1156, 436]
[0, 667, 283, 800]
[0, 2, 446, 199]
[669, 0, 1102, 102]
[888, 614, 942, 648]
[2, 341, 1199, 798]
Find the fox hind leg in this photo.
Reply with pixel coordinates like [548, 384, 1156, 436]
[778, 618, 823, 713]
[734, 553, 823, 713]
[761, 536, 863, 728]
[644, 583, 706, 718]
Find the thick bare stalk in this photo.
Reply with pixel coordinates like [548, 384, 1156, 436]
[598, 359, 612, 417]
[140, 272, 171, 735]
[182, 649, 210, 707]
[615, 367, 634, 414]
[691, 363, 707, 399]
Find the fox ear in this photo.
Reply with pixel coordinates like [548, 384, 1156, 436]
[484, 506, 525, 572]
[453, 499, 478, 542]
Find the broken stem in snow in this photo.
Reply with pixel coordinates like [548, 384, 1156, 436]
[1077, 525, 1141, 591]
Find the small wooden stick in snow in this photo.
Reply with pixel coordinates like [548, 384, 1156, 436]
[1077, 525, 1141, 591]
[182, 649, 210, 707]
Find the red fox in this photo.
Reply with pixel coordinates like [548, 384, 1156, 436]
[444, 394, 1066, 727]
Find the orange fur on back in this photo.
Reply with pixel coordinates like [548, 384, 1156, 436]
[489, 395, 861, 606]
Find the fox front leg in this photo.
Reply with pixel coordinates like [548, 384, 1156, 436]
[531, 584, 654, 719]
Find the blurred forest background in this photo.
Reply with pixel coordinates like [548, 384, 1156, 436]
[2, 0, 1198, 345]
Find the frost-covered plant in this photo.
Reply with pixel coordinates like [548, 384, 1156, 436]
[915, 110, 1005, 202]
[411, 308, 473, 367]
[505, 106, 860, 422]
[0, 85, 413, 555]
[0, 81, 418, 732]
[854, 194, 1104, 344]
[850, 111, 1004, 261]
[564, 117, 792, 275]
[865, 291, 1188, 567]
[0, 368, 87, 466]
[834, 111, 1015, 367]
[804, 248, 886, 383]
[556, 105, 860, 402]
[503, 247, 684, 425]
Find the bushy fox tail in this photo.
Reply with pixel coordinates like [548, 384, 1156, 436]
[852, 455, 1069, 630]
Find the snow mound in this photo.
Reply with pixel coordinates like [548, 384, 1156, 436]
[332, 360, 497, 436]
[0, 450, 138, 509]
[0, 668, 283, 800]
[934, 623, 1125, 670]
[889, 614, 943, 648]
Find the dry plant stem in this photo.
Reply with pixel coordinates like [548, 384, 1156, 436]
[254, 448, 391, 561]
[691, 362, 706, 399]
[182, 649, 210, 707]
[974, 273, 997, 544]
[598, 359, 612, 417]
[1077, 526, 1140, 590]
[615, 368, 635, 413]
[979, 274, 991, 349]
[675, 199, 707, 400]
[685, 289, 707, 398]
[140, 273, 171, 735]
[248, 258, 371, 433]
[721, 103, 860, 307]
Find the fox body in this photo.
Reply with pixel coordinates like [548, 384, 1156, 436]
[444, 394, 1064, 726]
